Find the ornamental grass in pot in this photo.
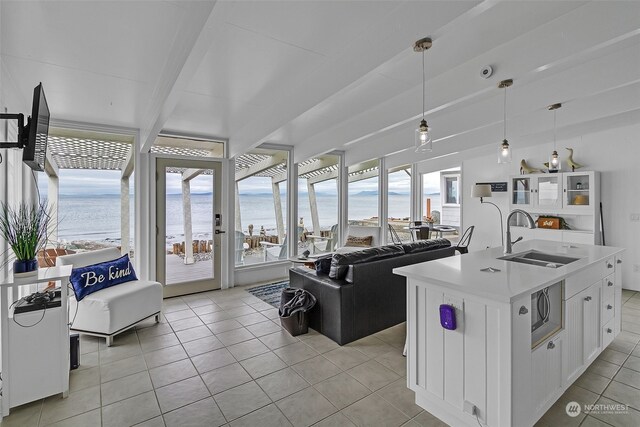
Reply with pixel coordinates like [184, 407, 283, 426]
[0, 202, 50, 275]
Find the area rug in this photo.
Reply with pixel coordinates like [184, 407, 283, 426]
[247, 280, 289, 308]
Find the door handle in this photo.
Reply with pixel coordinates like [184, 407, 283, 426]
[607, 304, 613, 310]
[584, 296, 592, 302]
[617, 259, 622, 264]
[607, 263, 613, 269]
[547, 341, 555, 350]
[608, 281, 613, 287]
[607, 328, 612, 334]
[215, 230, 226, 234]
[519, 306, 528, 315]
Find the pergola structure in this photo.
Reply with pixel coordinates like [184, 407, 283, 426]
[44, 129, 135, 255]
[44, 132, 224, 263]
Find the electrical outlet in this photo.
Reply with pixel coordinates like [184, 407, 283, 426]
[631, 213, 640, 222]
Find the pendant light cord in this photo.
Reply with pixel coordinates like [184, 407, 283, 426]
[422, 50, 425, 121]
[503, 86, 507, 140]
[553, 109, 557, 150]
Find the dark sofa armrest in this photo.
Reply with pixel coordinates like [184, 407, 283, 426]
[289, 267, 354, 345]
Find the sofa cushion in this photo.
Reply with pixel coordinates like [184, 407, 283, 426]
[401, 238, 451, 254]
[314, 255, 333, 275]
[329, 244, 404, 280]
[69, 254, 138, 301]
[344, 235, 373, 247]
[69, 279, 162, 335]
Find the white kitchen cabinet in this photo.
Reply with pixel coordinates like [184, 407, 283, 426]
[509, 171, 600, 245]
[565, 280, 602, 383]
[614, 254, 623, 334]
[563, 171, 597, 213]
[531, 333, 564, 415]
[395, 240, 624, 427]
[582, 282, 602, 364]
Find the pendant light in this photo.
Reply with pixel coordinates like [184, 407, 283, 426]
[497, 79, 513, 164]
[547, 103, 562, 173]
[414, 37, 433, 153]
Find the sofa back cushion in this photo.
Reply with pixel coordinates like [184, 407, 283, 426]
[329, 245, 404, 280]
[401, 238, 451, 254]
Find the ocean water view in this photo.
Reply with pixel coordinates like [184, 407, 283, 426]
[50, 193, 441, 245]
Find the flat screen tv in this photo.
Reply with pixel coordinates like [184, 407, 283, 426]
[22, 83, 49, 172]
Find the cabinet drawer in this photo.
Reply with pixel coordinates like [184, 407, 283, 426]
[603, 319, 615, 348]
[603, 274, 615, 301]
[602, 295, 615, 324]
[565, 262, 608, 299]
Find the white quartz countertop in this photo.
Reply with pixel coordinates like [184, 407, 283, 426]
[393, 239, 624, 303]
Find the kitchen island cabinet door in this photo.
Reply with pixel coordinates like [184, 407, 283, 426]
[531, 333, 564, 417]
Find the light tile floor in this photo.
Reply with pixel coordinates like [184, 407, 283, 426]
[1, 286, 639, 427]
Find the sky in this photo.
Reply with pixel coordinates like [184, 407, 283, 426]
[36, 166, 448, 196]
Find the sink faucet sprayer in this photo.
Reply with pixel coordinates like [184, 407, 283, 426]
[504, 209, 536, 254]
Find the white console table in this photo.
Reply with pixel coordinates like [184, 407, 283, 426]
[0, 265, 72, 419]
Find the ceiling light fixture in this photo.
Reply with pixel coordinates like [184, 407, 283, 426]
[547, 103, 562, 173]
[497, 79, 513, 164]
[414, 37, 433, 153]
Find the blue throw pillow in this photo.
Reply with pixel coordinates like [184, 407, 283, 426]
[70, 254, 138, 301]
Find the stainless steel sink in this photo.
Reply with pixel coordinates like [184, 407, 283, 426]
[498, 250, 580, 268]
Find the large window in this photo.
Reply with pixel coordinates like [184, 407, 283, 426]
[348, 160, 379, 226]
[422, 167, 461, 230]
[235, 148, 289, 266]
[297, 155, 339, 255]
[36, 131, 136, 269]
[387, 165, 411, 243]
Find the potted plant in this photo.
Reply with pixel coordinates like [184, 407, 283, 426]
[0, 201, 50, 275]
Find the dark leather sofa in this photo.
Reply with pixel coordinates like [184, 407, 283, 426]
[288, 239, 454, 345]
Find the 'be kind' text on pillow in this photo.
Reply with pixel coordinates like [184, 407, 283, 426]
[70, 254, 138, 301]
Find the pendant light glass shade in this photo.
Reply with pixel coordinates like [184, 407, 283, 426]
[497, 79, 513, 164]
[415, 119, 432, 152]
[548, 103, 562, 173]
[414, 38, 433, 153]
[498, 139, 511, 164]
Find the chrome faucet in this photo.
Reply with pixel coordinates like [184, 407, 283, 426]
[504, 209, 536, 254]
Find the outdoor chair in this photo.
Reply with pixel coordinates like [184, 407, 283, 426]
[388, 224, 403, 244]
[455, 225, 475, 254]
[235, 230, 248, 264]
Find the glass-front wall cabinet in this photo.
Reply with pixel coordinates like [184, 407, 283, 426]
[537, 175, 562, 210]
[512, 177, 532, 208]
[564, 172, 593, 211]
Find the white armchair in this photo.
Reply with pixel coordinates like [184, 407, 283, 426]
[57, 248, 163, 346]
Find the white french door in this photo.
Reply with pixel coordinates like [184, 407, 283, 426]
[156, 158, 223, 297]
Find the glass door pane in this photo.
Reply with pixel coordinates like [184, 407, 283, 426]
[156, 158, 222, 297]
[537, 176, 560, 207]
[565, 174, 590, 207]
[512, 177, 531, 206]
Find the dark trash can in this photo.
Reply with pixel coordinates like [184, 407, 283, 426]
[279, 287, 316, 336]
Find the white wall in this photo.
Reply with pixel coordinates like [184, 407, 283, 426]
[0, 56, 38, 278]
[462, 122, 640, 290]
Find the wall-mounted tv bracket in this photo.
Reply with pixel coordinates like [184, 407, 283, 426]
[0, 113, 29, 148]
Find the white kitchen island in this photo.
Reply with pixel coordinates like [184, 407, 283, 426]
[393, 239, 624, 427]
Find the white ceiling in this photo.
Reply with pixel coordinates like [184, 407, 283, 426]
[1, 1, 639, 167]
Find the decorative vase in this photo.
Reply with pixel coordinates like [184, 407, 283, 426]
[14, 259, 38, 275]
